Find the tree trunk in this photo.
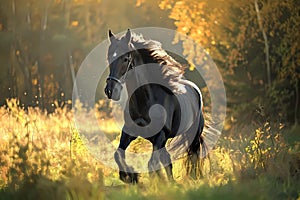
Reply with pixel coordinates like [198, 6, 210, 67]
[9, 0, 17, 98]
[295, 78, 299, 126]
[254, 0, 271, 89]
[68, 52, 78, 100]
[85, 4, 91, 43]
[37, 2, 50, 109]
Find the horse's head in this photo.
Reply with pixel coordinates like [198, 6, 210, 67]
[104, 29, 134, 101]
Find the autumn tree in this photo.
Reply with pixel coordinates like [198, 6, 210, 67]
[160, 0, 300, 126]
[0, 0, 174, 110]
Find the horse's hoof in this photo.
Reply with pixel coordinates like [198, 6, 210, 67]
[119, 171, 138, 184]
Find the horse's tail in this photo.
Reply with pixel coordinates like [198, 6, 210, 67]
[185, 110, 222, 178]
[185, 111, 207, 178]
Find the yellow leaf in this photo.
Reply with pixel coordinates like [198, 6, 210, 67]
[71, 21, 79, 27]
[189, 63, 195, 71]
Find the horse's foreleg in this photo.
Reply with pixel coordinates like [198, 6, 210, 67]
[148, 147, 163, 178]
[114, 131, 137, 184]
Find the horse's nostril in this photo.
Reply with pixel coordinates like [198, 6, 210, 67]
[105, 88, 112, 99]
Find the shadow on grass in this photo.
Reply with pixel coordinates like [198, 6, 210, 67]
[0, 174, 104, 200]
[1, 174, 298, 200]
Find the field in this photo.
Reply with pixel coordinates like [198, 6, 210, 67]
[0, 0, 299, 199]
[0, 99, 299, 200]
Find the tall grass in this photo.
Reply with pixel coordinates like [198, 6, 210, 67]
[0, 99, 299, 199]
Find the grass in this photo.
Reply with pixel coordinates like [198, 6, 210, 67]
[0, 99, 299, 199]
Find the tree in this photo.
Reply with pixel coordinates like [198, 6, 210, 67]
[0, 0, 175, 109]
[159, 0, 300, 126]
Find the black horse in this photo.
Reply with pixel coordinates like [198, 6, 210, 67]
[104, 29, 206, 183]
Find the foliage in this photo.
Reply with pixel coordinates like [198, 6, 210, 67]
[160, 0, 300, 126]
[245, 122, 285, 172]
[0, 0, 174, 109]
[0, 99, 104, 197]
[0, 99, 299, 199]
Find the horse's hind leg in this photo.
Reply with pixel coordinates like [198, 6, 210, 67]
[159, 148, 174, 181]
[114, 130, 137, 184]
[148, 131, 174, 181]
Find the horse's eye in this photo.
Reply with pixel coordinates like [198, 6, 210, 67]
[124, 57, 129, 62]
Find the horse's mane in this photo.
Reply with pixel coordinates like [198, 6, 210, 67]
[130, 33, 186, 86]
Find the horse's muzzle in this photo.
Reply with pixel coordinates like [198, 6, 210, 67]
[104, 82, 122, 101]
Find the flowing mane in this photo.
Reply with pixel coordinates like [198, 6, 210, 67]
[130, 33, 186, 83]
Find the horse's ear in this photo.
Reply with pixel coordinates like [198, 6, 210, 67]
[108, 29, 116, 43]
[125, 29, 131, 44]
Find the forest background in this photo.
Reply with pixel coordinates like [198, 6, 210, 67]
[0, 0, 299, 199]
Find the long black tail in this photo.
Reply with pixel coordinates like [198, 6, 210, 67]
[185, 111, 207, 178]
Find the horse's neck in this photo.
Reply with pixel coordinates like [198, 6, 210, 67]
[125, 53, 163, 101]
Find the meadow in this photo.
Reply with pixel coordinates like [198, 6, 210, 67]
[0, 0, 298, 199]
[0, 99, 299, 200]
